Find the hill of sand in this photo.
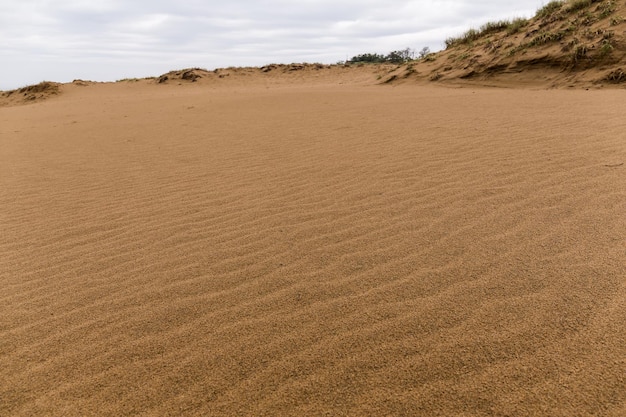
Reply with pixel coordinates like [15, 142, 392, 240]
[4, 0, 626, 107]
[386, 0, 626, 87]
[0, 82, 62, 107]
[2, 2, 626, 415]
[2, 67, 625, 416]
[0, 64, 398, 107]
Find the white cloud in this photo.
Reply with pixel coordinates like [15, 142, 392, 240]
[1, 0, 545, 89]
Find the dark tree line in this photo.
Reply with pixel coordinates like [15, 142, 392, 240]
[347, 47, 431, 64]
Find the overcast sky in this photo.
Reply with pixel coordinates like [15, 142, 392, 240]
[1, 0, 548, 89]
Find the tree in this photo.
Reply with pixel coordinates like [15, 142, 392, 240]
[348, 47, 416, 65]
[386, 48, 414, 63]
[348, 53, 388, 63]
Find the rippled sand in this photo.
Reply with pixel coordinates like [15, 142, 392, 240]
[1, 80, 625, 416]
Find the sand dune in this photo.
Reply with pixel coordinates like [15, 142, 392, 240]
[386, 0, 626, 88]
[1, 77, 625, 416]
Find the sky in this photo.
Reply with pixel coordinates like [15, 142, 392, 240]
[1, 0, 550, 90]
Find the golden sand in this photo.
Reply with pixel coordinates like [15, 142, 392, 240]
[1, 75, 625, 416]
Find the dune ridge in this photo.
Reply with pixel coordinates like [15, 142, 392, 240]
[1, 78, 625, 416]
[3, 0, 626, 110]
[391, 0, 626, 87]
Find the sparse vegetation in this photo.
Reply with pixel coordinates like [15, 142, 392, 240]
[605, 68, 626, 82]
[536, 1, 564, 18]
[579, 10, 598, 25]
[445, 15, 533, 50]
[1, 81, 60, 102]
[479, 20, 510, 35]
[598, 0, 617, 18]
[561, 22, 578, 34]
[445, 0, 621, 51]
[571, 43, 589, 63]
[434, 0, 624, 84]
[445, 28, 481, 48]
[528, 31, 566, 47]
[7, 81, 57, 96]
[599, 39, 615, 57]
[507, 18, 529, 34]
[567, 0, 593, 13]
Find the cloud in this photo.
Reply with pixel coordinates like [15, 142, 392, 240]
[1, 0, 544, 89]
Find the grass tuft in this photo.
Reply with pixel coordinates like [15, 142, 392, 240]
[605, 68, 626, 82]
[528, 31, 566, 47]
[506, 18, 529, 34]
[479, 20, 510, 35]
[599, 40, 614, 57]
[571, 43, 589, 63]
[536, 1, 565, 18]
[445, 28, 481, 48]
[445, 18, 528, 49]
[567, 0, 593, 12]
[610, 15, 624, 25]
[598, 1, 617, 18]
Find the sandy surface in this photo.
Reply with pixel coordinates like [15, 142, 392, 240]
[1, 78, 625, 416]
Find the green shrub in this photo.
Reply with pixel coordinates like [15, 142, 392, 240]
[348, 53, 387, 64]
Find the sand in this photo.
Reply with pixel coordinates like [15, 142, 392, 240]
[1, 76, 625, 416]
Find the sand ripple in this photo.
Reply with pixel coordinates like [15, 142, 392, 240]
[1, 84, 625, 416]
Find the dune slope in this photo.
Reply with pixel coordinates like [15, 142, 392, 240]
[392, 0, 626, 87]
